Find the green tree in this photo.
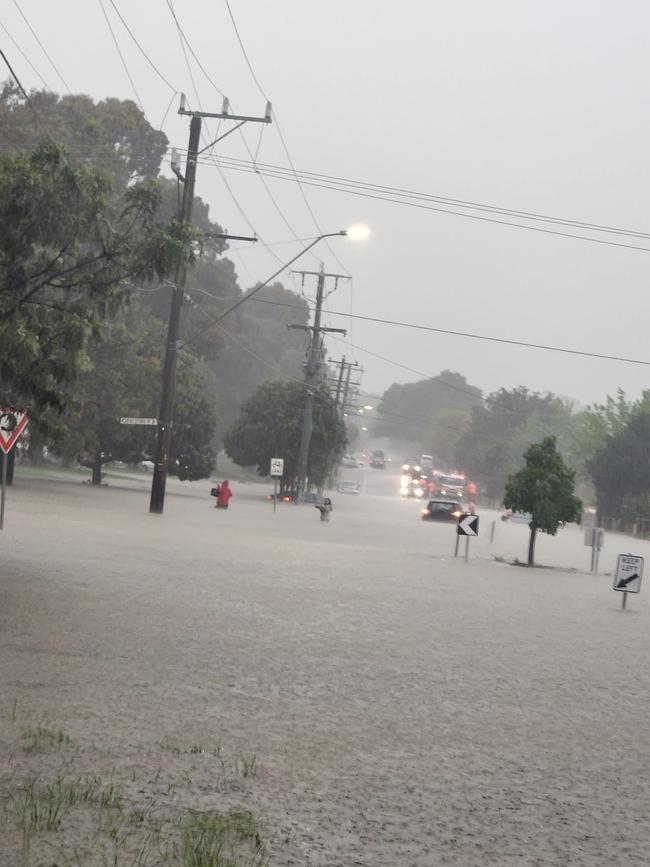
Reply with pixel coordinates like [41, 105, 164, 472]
[456, 387, 576, 503]
[588, 411, 650, 524]
[0, 83, 167, 185]
[0, 143, 189, 418]
[55, 304, 216, 484]
[570, 389, 650, 484]
[374, 370, 482, 449]
[504, 436, 582, 566]
[223, 380, 347, 490]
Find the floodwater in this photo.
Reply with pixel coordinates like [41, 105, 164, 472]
[1, 468, 649, 865]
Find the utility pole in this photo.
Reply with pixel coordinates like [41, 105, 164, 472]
[340, 361, 361, 418]
[149, 95, 271, 514]
[290, 265, 348, 498]
[330, 355, 346, 408]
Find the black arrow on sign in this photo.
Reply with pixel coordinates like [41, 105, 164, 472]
[617, 573, 639, 589]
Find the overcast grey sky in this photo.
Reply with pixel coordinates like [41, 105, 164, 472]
[3, 0, 650, 405]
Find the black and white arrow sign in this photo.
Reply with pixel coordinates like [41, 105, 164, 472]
[613, 554, 643, 594]
[457, 514, 479, 536]
[616, 573, 639, 589]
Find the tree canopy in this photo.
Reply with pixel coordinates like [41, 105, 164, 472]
[504, 436, 582, 566]
[455, 387, 576, 503]
[373, 370, 482, 451]
[0, 142, 188, 417]
[224, 380, 347, 489]
[54, 302, 217, 483]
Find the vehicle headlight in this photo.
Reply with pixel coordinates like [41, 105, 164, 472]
[414, 465, 421, 472]
[415, 488, 424, 497]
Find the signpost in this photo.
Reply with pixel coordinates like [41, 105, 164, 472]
[584, 527, 605, 575]
[0, 408, 30, 530]
[270, 457, 284, 513]
[455, 513, 479, 561]
[613, 554, 644, 610]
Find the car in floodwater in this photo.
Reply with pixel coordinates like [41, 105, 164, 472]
[337, 480, 361, 494]
[421, 498, 464, 522]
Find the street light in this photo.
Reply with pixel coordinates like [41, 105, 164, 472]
[346, 223, 371, 241]
[149, 226, 368, 514]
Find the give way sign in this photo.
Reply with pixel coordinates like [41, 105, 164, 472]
[0, 408, 30, 455]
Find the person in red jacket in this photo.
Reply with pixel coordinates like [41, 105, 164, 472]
[216, 480, 233, 510]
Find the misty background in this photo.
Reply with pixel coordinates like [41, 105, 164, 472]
[3, 0, 649, 405]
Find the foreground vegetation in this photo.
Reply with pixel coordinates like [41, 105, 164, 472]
[0, 709, 272, 866]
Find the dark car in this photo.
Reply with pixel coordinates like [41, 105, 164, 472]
[369, 449, 385, 469]
[421, 498, 464, 522]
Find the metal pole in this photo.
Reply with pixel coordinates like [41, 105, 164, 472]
[454, 534, 460, 558]
[340, 361, 354, 418]
[334, 355, 346, 408]
[621, 591, 628, 610]
[594, 545, 600, 576]
[0, 451, 7, 530]
[295, 265, 325, 499]
[464, 536, 470, 562]
[150, 115, 202, 514]
[273, 477, 277, 514]
[490, 519, 495, 544]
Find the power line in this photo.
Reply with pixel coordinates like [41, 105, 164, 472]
[0, 21, 51, 90]
[208, 155, 650, 241]
[0, 47, 59, 145]
[162, 4, 297, 286]
[165, 2, 324, 272]
[11, 0, 72, 94]
[205, 156, 650, 253]
[97, 0, 144, 111]
[107, 0, 177, 93]
[222, 0, 351, 277]
[206, 292, 650, 369]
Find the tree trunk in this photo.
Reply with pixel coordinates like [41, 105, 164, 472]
[27, 427, 46, 465]
[528, 526, 537, 566]
[91, 454, 103, 486]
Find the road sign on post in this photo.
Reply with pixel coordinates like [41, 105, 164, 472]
[0, 408, 29, 455]
[270, 458, 284, 513]
[584, 527, 605, 575]
[455, 513, 479, 561]
[613, 554, 643, 609]
[120, 417, 158, 426]
[0, 408, 30, 531]
[457, 515, 479, 537]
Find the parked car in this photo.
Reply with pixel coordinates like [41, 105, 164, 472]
[421, 498, 464, 522]
[340, 454, 362, 468]
[337, 480, 361, 494]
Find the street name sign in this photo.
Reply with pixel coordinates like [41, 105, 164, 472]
[613, 554, 643, 594]
[120, 417, 158, 426]
[0, 408, 29, 455]
[457, 514, 479, 536]
[270, 457, 284, 477]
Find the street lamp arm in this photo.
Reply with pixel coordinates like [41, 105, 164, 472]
[182, 232, 345, 350]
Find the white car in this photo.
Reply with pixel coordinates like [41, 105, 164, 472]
[340, 454, 362, 468]
[337, 480, 361, 494]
